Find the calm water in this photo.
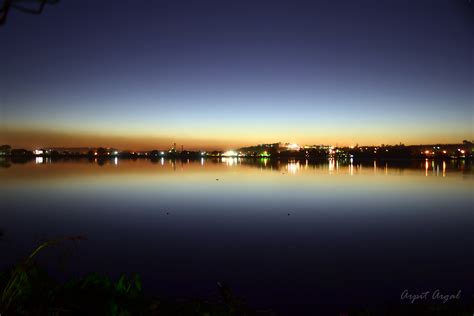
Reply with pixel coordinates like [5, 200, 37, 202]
[1, 158, 473, 313]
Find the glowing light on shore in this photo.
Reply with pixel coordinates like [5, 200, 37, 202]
[222, 150, 238, 157]
[286, 143, 300, 151]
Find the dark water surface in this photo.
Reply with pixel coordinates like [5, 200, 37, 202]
[1, 158, 473, 314]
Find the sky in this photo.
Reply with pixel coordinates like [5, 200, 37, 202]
[0, 0, 472, 150]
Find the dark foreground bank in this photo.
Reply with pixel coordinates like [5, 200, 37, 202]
[1, 237, 473, 316]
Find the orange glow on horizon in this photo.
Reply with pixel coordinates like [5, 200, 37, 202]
[0, 125, 472, 151]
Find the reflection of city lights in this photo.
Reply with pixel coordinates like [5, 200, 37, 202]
[114, 157, 118, 165]
[223, 157, 238, 166]
[35, 157, 43, 164]
[287, 161, 300, 174]
[329, 158, 335, 174]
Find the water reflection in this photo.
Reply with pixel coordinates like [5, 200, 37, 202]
[287, 161, 300, 174]
[0, 157, 472, 314]
[222, 157, 240, 166]
[1, 156, 472, 175]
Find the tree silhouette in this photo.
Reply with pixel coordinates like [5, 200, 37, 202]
[0, 0, 59, 26]
[0, 144, 11, 155]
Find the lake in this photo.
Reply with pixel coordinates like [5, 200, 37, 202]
[0, 158, 473, 314]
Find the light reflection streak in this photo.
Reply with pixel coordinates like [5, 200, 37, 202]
[223, 157, 239, 166]
[329, 158, 335, 174]
[287, 161, 300, 174]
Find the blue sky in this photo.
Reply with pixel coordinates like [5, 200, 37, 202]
[0, 0, 472, 149]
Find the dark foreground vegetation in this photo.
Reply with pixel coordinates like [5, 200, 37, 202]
[1, 236, 472, 316]
[0, 237, 272, 316]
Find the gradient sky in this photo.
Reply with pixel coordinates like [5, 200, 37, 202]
[0, 0, 472, 150]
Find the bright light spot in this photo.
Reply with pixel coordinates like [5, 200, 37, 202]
[425, 150, 430, 154]
[223, 150, 238, 157]
[160, 151, 165, 155]
[286, 143, 300, 151]
[442, 150, 447, 154]
[461, 150, 465, 154]
[34, 150, 43, 155]
[114, 157, 118, 165]
[35, 157, 43, 164]
[201, 152, 206, 156]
